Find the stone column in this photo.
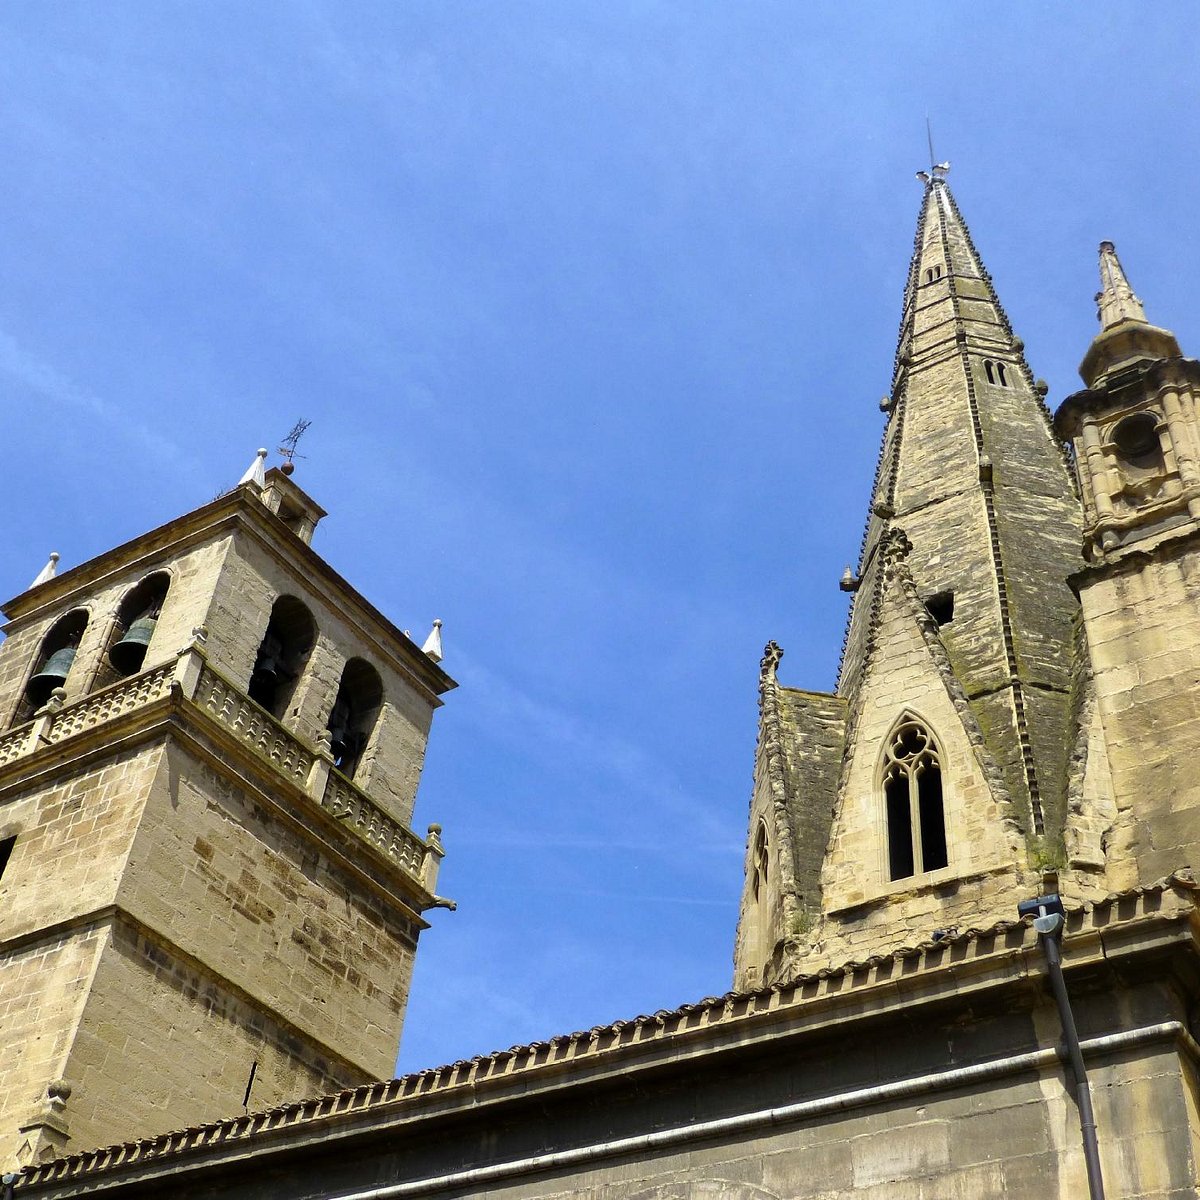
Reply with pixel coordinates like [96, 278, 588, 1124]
[1160, 385, 1200, 518]
[1080, 417, 1117, 548]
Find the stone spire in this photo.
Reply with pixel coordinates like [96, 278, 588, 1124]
[1080, 241, 1180, 388]
[1096, 240, 1147, 328]
[838, 170, 1084, 844]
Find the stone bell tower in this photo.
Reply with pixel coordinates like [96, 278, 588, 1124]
[1055, 243, 1200, 888]
[0, 454, 455, 1168]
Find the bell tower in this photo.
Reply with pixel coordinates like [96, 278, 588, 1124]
[1056, 242, 1200, 886]
[0, 456, 455, 1168]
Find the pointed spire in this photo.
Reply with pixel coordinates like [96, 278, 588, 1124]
[839, 172, 1083, 840]
[1080, 242, 1180, 387]
[30, 552, 59, 588]
[891, 167, 1021, 386]
[238, 448, 269, 489]
[421, 619, 443, 663]
[1096, 241, 1148, 329]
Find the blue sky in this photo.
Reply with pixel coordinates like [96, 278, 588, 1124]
[0, 4, 1197, 1074]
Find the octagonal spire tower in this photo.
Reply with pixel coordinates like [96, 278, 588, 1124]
[839, 167, 1083, 841]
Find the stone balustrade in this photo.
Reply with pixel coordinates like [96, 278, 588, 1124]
[47, 662, 177, 743]
[0, 645, 439, 895]
[0, 663, 176, 767]
[0, 724, 29, 768]
[320, 771, 427, 878]
[194, 664, 315, 785]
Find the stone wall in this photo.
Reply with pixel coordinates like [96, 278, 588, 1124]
[53, 917, 364, 1159]
[1081, 544, 1200, 887]
[0, 723, 424, 1168]
[117, 739, 421, 1078]
[21, 946, 1200, 1200]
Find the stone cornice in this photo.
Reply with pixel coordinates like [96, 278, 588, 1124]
[1054, 355, 1200, 435]
[16, 872, 1198, 1195]
[1069, 522, 1200, 589]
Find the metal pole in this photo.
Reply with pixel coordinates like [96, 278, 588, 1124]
[1035, 912, 1106, 1200]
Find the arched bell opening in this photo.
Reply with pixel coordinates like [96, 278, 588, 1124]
[247, 596, 317, 720]
[326, 657, 383, 779]
[99, 572, 172, 685]
[17, 608, 90, 720]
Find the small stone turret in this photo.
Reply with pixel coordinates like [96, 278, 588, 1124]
[1057, 241, 1199, 557]
[1056, 243, 1200, 886]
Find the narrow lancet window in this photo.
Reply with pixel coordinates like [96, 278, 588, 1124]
[983, 359, 1009, 387]
[0, 835, 14, 883]
[749, 821, 773, 970]
[883, 719, 947, 881]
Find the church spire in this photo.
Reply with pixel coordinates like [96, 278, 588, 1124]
[839, 170, 1083, 844]
[1080, 240, 1180, 388]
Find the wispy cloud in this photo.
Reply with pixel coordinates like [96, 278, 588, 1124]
[0, 326, 194, 473]
[448, 648, 739, 852]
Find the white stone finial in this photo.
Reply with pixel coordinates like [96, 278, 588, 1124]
[238, 448, 270, 489]
[421, 619, 443, 663]
[30, 552, 60, 588]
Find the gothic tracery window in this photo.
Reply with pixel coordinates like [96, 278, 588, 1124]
[882, 719, 948, 881]
[751, 823, 769, 901]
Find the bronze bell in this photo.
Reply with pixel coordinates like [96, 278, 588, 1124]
[248, 634, 287, 708]
[109, 615, 157, 676]
[26, 646, 77, 707]
[327, 699, 366, 768]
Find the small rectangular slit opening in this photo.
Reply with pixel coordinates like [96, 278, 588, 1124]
[925, 591, 954, 627]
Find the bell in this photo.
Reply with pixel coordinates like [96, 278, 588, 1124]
[26, 646, 77, 707]
[248, 634, 286, 707]
[327, 699, 366, 768]
[109, 615, 157, 676]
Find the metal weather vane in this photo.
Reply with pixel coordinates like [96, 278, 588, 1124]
[278, 419, 312, 475]
[916, 117, 950, 183]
